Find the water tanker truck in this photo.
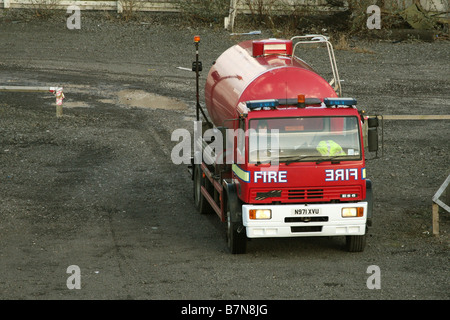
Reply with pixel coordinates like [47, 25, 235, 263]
[190, 35, 379, 253]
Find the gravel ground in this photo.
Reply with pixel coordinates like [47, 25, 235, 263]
[0, 10, 449, 302]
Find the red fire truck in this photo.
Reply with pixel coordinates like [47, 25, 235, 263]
[190, 35, 378, 253]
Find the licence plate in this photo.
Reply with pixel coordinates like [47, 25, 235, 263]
[292, 208, 321, 215]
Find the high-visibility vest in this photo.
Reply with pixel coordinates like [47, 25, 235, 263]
[316, 140, 346, 156]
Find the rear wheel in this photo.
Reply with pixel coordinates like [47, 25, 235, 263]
[226, 201, 247, 254]
[193, 165, 213, 214]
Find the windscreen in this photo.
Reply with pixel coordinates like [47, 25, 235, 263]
[249, 116, 361, 164]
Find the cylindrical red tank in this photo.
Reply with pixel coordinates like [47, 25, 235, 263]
[205, 39, 338, 127]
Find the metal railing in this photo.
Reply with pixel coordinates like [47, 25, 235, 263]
[0, 0, 179, 12]
[291, 35, 342, 97]
[432, 174, 450, 235]
[0, 85, 64, 117]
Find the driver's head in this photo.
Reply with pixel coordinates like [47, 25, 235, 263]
[257, 119, 268, 131]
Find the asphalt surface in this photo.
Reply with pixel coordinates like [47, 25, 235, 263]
[0, 11, 448, 303]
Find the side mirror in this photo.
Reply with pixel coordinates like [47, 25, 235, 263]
[367, 117, 379, 152]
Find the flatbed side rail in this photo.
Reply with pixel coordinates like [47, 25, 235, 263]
[200, 162, 226, 222]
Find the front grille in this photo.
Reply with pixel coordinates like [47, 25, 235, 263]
[288, 189, 323, 200]
[251, 185, 362, 203]
[285, 216, 328, 223]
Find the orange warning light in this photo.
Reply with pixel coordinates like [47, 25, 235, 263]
[297, 94, 305, 104]
[194, 35, 201, 43]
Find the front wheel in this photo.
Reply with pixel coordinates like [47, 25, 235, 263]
[345, 232, 367, 252]
[226, 202, 247, 254]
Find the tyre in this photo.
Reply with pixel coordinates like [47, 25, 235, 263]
[193, 165, 213, 214]
[345, 232, 367, 252]
[226, 201, 247, 254]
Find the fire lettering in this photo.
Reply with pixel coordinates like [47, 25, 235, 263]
[325, 168, 359, 181]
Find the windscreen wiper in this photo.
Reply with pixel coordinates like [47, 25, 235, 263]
[255, 160, 271, 166]
[315, 156, 344, 164]
[280, 155, 320, 165]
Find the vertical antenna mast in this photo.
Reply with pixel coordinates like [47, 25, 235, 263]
[192, 36, 211, 126]
[194, 35, 201, 121]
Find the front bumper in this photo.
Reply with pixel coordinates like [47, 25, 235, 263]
[242, 202, 367, 238]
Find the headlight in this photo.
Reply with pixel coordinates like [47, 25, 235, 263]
[342, 207, 364, 217]
[249, 209, 272, 220]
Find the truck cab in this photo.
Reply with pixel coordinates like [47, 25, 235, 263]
[227, 98, 371, 252]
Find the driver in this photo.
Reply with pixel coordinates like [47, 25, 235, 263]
[316, 140, 346, 156]
[257, 119, 268, 132]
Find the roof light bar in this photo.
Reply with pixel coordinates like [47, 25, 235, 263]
[277, 98, 322, 106]
[246, 99, 279, 109]
[324, 97, 357, 106]
[246, 97, 326, 111]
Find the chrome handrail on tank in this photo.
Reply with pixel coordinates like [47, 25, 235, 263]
[290, 35, 342, 97]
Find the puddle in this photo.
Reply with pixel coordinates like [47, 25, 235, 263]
[117, 90, 187, 110]
[97, 98, 115, 104]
